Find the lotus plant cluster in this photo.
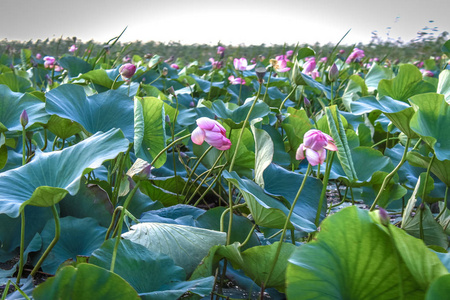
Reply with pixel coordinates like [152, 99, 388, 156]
[0, 36, 449, 300]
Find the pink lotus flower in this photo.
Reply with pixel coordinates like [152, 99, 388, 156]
[285, 50, 294, 58]
[233, 58, 255, 71]
[303, 57, 316, 74]
[68, 44, 78, 53]
[43, 56, 55, 68]
[296, 129, 337, 166]
[217, 46, 225, 55]
[273, 55, 290, 73]
[345, 48, 365, 64]
[421, 69, 434, 77]
[228, 75, 245, 85]
[36, 53, 42, 59]
[191, 117, 231, 151]
[119, 63, 136, 80]
[54, 65, 64, 72]
[170, 63, 179, 69]
[319, 57, 328, 63]
[209, 58, 222, 69]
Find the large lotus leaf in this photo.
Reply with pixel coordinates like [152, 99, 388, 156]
[80, 69, 124, 89]
[281, 107, 313, 158]
[46, 84, 135, 141]
[134, 97, 167, 168]
[32, 263, 140, 300]
[211, 99, 270, 129]
[0, 85, 48, 132]
[329, 146, 393, 187]
[45, 114, 84, 140]
[407, 151, 450, 187]
[196, 207, 260, 251]
[90, 239, 214, 300]
[224, 169, 319, 232]
[227, 84, 254, 104]
[437, 69, 450, 102]
[401, 187, 448, 249]
[342, 74, 367, 110]
[251, 119, 274, 188]
[263, 163, 324, 231]
[0, 206, 52, 262]
[351, 96, 418, 138]
[122, 222, 226, 275]
[59, 56, 92, 78]
[426, 274, 450, 300]
[139, 181, 183, 207]
[59, 183, 113, 228]
[365, 63, 394, 90]
[378, 64, 435, 101]
[33, 216, 107, 274]
[0, 72, 32, 93]
[286, 206, 447, 299]
[139, 204, 205, 226]
[191, 242, 295, 292]
[409, 93, 450, 161]
[300, 72, 332, 99]
[0, 128, 129, 218]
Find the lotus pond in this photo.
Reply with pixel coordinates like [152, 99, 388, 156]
[0, 37, 450, 300]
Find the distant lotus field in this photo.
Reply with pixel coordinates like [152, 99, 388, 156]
[0, 37, 450, 299]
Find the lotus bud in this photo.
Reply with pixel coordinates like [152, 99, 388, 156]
[36, 53, 42, 59]
[255, 67, 267, 83]
[20, 110, 28, 127]
[378, 208, 390, 226]
[126, 158, 153, 181]
[119, 63, 136, 80]
[166, 86, 176, 97]
[179, 152, 188, 158]
[162, 67, 168, 76]
[304, 97, 311, 107]
[328, 63, 339, 82]
[189, 101, 195, 108]
[165, 115, 171, 124]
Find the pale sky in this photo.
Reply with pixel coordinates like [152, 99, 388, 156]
[2, 0, 449, 46]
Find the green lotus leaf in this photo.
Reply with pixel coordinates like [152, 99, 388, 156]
[0, 72, 32, 93]
[437, 69, 450, 102]
[0, 128, 129, 218]
[211, 99, 270, 129]
[409, 93, 450, 161]
[80, 69, 124, 89]
[59, 56, 92, 78]
[224, 168, 322, 233]
[90, 238, 214, 299]
[33, 216, 107, 274]
[378, 64, 435, 101]
[134, 96, 167, 168]
[45, 84, 135, 141]
[351, 96, 418, 138]
[407, 151, 450, 187]
[0, 85, 48, 132]
[426, 274, 450, 300]
[251, 119, 274, 188]
[286, 206, 447, 299]
[121, 222, 226, 275]
[365, 63, 394, 90]
[32, 263, 140, 300]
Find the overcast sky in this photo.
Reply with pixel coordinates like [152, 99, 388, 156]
[3, 0, 449, 46]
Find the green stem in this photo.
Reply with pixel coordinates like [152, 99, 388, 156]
[219, 203, 247, 232]
[16, 212, 26, 284]
[31, 205, 60, 277]
[40, 128, 48, 151]
[314, 152, 335, 226]
[239, 224, 256, 249]
[186, 151, 225, 204]
[264, 164, 311, 286]
[111, 74, 121, 89]
[150, 133, 191, 167]
[370, 138, 411, 211]
[181, 146, 213, 195]
[110, 181, 141, 272]
[371, 137, 400, 148]
[422, 153, 435, 202]
[208, 70, 215, 100]
[435, 186, 448, 221]
[278, 87, 297, 112]
[22, 127, 26, 165]
[193, 163, 228, 207]
[419, 204, 425, 241]
[105, 206, 121, 240]
[262, 69, 273, 103]
[111, 144, 133, 207]
[330, 82, 334, 106]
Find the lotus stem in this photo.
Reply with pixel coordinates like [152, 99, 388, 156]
[264, 164, 311, 288]
[31, 205, 60, 277]
[314, 152, 335, 227]
[370, 138, 411, 211]
[16, 212, 26, 285]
